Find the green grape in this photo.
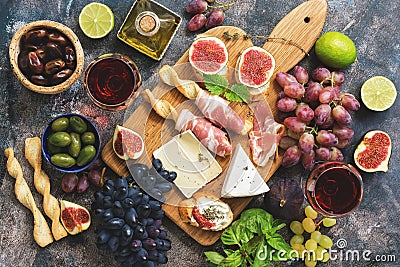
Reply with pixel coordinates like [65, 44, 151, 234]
[290, 220, 304, 235]
[315, 246, 328, 261]
[302, 217, 316, 233]
[321, 250, 330, 262]
[305, 205, 318, 219]
[305, 256, 317, 267]
[292, 244, 306, 259]
[310, 231, 322, 242]
[305, 239, 318, 251]
[290, 234, 305, 246]
[319, 235, 333, 249]
[322, 217, 337, 227]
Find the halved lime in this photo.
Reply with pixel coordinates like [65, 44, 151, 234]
[361, 76, 397, 111]
[79, 2, 114, 39]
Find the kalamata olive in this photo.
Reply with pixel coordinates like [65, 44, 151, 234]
[24, 29, 47, 45]
[45, 42, 63, 59]
[64, 46, 76, 69]
[45, 58, 65, 75]
[48, 32, 68, 46]
[34, 47, 46, 61]
[28, 51, 44, 74]
[51, 68, 72, 84]
[18, 51, 30, 73]
[30, 75, 48, 85]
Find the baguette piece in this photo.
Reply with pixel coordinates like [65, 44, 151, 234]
[179, 193, 233, 231]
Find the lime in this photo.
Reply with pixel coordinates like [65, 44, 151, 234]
[79, 2, 114, 39]
[315, 31, 357, 69]
[361, 76, 397, 111]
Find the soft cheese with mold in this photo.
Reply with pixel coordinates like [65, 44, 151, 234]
[153, 130, 222, 198]
[222, 144, 269, 197]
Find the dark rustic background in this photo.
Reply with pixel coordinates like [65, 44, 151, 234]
[0, 0, 399, 266]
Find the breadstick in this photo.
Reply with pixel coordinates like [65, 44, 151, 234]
[25, 137, 68, 240]
[4, 147, 53, 247]
[141, 89, 179, 122]
[158, 65, 201, 99]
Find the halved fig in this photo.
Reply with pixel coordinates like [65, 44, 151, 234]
[112, 125, 144, 160]
[236, 46, 275, 89]
[188, 36, 228, 75]
[354, 130, 392, 172]
[60, 200, 91, 235]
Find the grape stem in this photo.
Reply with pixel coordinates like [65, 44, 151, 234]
[223, 31, 309, 56]
[210, 1, 235, 11]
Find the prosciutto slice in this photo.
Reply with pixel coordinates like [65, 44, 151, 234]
[249, 101, 283, 167]
[195, 90, 246, 134]
[176, 109, 232, 157]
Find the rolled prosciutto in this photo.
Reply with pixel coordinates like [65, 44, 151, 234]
[176, 109, 232, 157]
[249, 101, 283, 166]
[195, 90, 246, 135]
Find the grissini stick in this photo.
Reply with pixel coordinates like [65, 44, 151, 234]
[4, 147, 53, 247]
[25, 137, 68, 240]
[141, 89, 232, 157]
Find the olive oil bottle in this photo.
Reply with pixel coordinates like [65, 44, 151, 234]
[117, 0, 181, 60]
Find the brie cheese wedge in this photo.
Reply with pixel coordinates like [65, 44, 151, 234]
[153, 130, 222, 198]
[221, 144, 269, 198]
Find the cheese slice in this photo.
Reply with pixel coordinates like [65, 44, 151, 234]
[221, 144, 270, 198]
[153, 130, 222, 198]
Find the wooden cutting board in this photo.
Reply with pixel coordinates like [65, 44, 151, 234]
[101, 0, 327, 246]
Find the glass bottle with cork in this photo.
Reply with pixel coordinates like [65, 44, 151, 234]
[117, 0, 181, 60]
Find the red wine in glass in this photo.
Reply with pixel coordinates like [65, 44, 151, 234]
[305, 161, 363, 218]
[84, 54, 142, 110]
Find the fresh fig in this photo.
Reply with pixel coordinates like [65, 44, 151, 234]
[236, 46, 275, 89]
[112, 125, 144, 160]
[263, 178, 304, 220]
[188, 37, 228, 75]
[60, 200, 91, 235]
[354, 130, 391, 172]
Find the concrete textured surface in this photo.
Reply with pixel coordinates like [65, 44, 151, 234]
[1, 0, 399, 267]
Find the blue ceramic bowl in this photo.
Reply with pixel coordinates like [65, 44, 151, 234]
[42, 113, 101, 173]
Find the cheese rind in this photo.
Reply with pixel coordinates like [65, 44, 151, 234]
[221, 144, 270, 198]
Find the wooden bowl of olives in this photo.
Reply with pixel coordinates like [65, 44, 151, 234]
[9, 20, 84, 94]
[42, 114, 100, 173]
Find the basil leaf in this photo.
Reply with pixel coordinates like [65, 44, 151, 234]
[252, 237, 267, 267]
[240, 208, 273, 235]
[242, 235, 262, 256]
[268, 222, 286, 235]
[224, 249, 235, 257]
[219, 250, 244, 267]
[204, 74, 228, 96]
[204, 251, 226, 265]
[267, 233, 292, 255]
[221, 220, 243, 245]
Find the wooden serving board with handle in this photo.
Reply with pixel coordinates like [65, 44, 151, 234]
[101, 0, 327, 246]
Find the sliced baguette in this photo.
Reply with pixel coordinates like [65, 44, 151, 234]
[178, 192, 233, 231]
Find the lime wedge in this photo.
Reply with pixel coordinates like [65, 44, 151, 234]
[79, 2, 114, 39]
[361, 76, 397, 111]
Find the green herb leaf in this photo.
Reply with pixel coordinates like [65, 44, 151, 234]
[240, 208, 273, 235]
[204, 74, 229, 96]
[205, 251, 226, 265]
[268, 221, 286, 235]
[221, 220, 253, 245]
[242, 235, 262, 256]
[267, 233, 293, 255]
[252, 238, 267, 267]
[224, 249, 236, 257]
[219, 250, 244, 267]
[227, 84, 250, 102]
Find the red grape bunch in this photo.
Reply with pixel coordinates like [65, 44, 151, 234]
[186, 0, 234, 31]
[276, 66, 360, 170]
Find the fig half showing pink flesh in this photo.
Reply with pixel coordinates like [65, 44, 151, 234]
[236, 46, 276, 88]
[188, 36, 228, 75]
